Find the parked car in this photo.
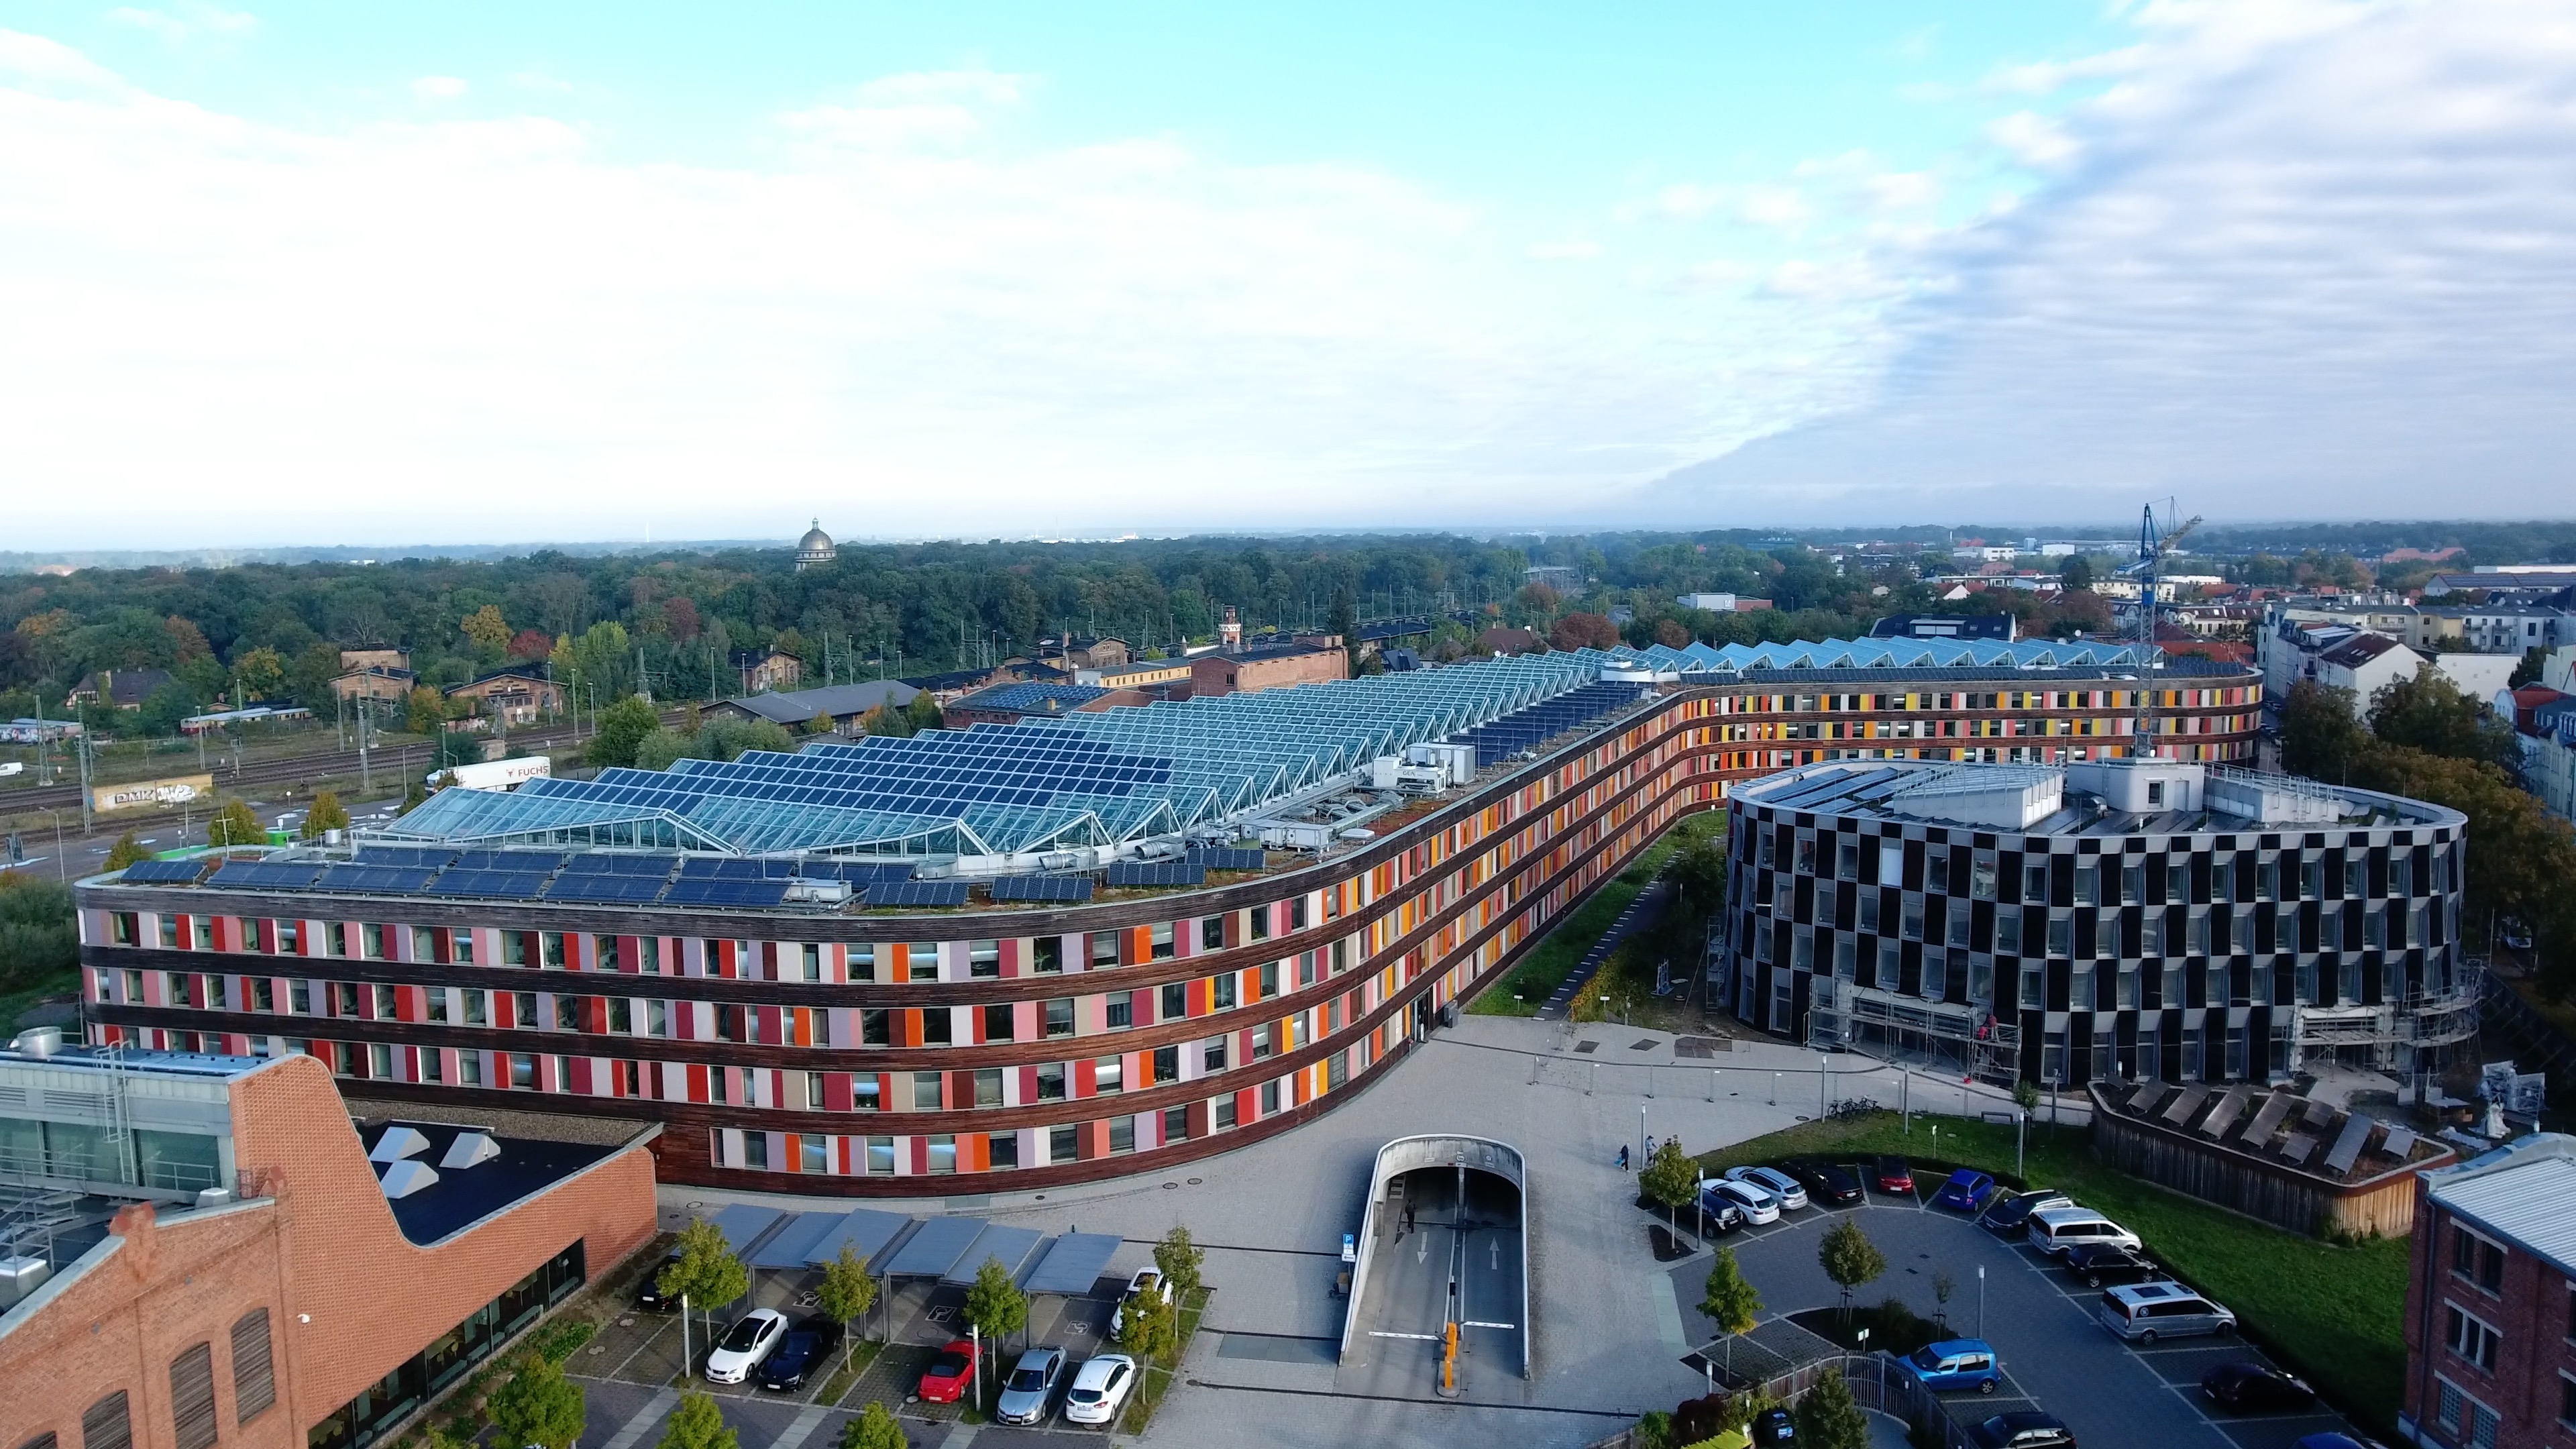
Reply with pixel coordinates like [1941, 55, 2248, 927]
[2062, 1243, 2163, 1289]
[1725, 1165, 1809, 1211]
[1704, 1178, 1780, 1225]
[1110, 1267, 1175, 1336]
[2501, 918, 2534, 951]
[1689, 1188, 1748, 1236]
[1872, 1156, 1916, 1194]
[1900, 1338, 2004, 1395]
[1934, 1169, 1996, 1213]
[703, 1309, 788, 1385]
[2099, 1281, 2237, 1342]
[633, 1248, 686, 1313]
[2202, 1361, 2316, 1413]
[1782, 1159, 1865, 1206]
[1978, 1189, 2071, 1236]
[1062, 1353, 1138, 1426]
[2029, 1206, 2141, 1258]
[995, 1346, 1067, 1426]
[916, 1338, 978, 1403]
[1967, 1411, 2076, 1448]
[755, 1318, 844, 1391]
[1747, 1407, 1796, 1444]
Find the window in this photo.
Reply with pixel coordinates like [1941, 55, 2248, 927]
[2145, 780, 2165, 807]
[1970, 856, 1998, 900]
[1105, 995, 1133, 1030]
[1093, 933, 1121, 969]
[1927, 849, 1949, 894]
[866, 1138, 896, 1175]
[921, 1008, 953, 1045]
[82, 1391, 131, 1449]
[2123, 864, 2145, 905]
[1152, 1045, 1179, 1083]
[800, 1137, 828, 1173]
[426, 989, 449, 1024]
[170, 1341, 217, 1449]
[502, 931, 528, 966]
[1835, 840, 1859, 880]
[1252, 1024, 1274, 1060]
[1049, 1124, 1079, 1163]
[1161, 982, 1188, 1021]
[1203, 1035, 1229, 1073]
[2023, 863, 2047, 902]
[555, 996, 583, 1030]
[1858, 891, 1881, 932]
[540, 931, 565, 967]
[912, 1072, 943, 1111]
[510, 1053, 536, 1088]
[989, 1131, 1018, 1169]
[374, 983, 398, 1020]
[363, 923, 386, 959]
[610, 998, 632, 1033]
[806, 1073, 825, 1109]
[853, 1076, 879, 1112]
[969, 941, 998, 978]
[1996, 914, 2022, 955]
[1036, 1063, 1067, 1101]
[983, 1003, 1014, 1042]
[1261, 961, 1280, 998]
[2047, 917, 2072, 957]
[1201, 917, 1225, 951]
[231, 1309, 275, 1423]
[1249, 907, 1270, 942]
[2455, 1226, 2506, 1291]
[1034, 938, 1063, 974]
[1109, 1116, 1136, 1154]
[2074, 865, 2098, 906]
[1044, 999, 1074, 1038]
[2167, 863, 2190, 905]
[975, 1068, 1004, 1108]
[1150, 923, 1175, 959]
[1261, 1079, 1281, 1115]
[744, 1132, 768, 1171]
[459, 1052, 482, 1086]
[1096, 1057, 1124, 1093]
[1164, 1106, 1191, 1143]
[1212, 972, 1238, 1010]
[2446, 1305, 2500, 1372]
[801, 943, 822, 982]
[848, 944, 875, 981]
[1215, 1095, 1238, 1130]
[862, 1009, 891, 1045]
[906, 943, 941, 982]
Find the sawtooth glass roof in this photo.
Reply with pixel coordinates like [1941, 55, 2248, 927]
[384, 651, 1603, 859]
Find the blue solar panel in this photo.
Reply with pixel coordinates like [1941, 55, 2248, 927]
[450, 849, 567, 872]
[356, 847, 459, 869]
[867, 880, 969, 908]
[544, 873, 668, 903]
[1105, 861, 1203, 888]
[560, 853, 678, 875]
[435, 869, 551, 898]
[207, 861, 325, 891]
[1187, 847, 1265, 871]
[806, 861, 917, 885]
[988, 875, 1093, 903]
[117, 859, 207, 883]
[663, 877, 792, 907]
[315, 864, 436, 894]
[678, 857, 798, 880]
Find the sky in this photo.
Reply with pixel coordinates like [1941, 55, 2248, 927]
[2, 0, 2571, 547]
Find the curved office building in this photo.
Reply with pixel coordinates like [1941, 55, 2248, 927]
[1722, 758, 2479, 1091]
[75, 639, 2265, 1195]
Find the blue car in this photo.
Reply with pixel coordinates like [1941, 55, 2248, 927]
[1935, 1169, 1996, 1213]
[1902, 1338, 2003, 1395]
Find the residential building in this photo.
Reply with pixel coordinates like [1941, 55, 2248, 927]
[2460, 605, 2574, 656]
[1187, 641, 1347, 698]
[330, 665, 417, 706]
[67, 669, 175, 710]
[2400, 1132, 2576, 1449]
[1727, 757, 2478, 1090]
[1035, 636, 1130, 672]
[337, 649, 411, 676]
[443, 669, 565, 729]
[708, 681, 919, 735]
[794, 521, 837, 572]
[0, 1034, 655, 1449]
[2423, 568, 2576, 599]
[74, 638, 2256, 1197]
[2317, 634, 2428, 704]
[730, 649, 803, 694]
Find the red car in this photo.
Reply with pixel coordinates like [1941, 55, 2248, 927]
[1873, 1155, 1916, 1194]
[917, 1338, 977, 1403]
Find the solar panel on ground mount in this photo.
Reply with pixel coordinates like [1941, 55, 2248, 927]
[663, 877, 791, 908]
[988, 875, 1092, 904]
[117, 859, 207, 883]
[867, 880, 969, 908]
[434, 869, 552, 898]
[315, 864, 437, 894]
[1187, 847, 1265, 871]
[544, 874, 667, 903]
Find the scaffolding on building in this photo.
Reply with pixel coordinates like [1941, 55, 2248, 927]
[1808, 979, 2022, 1088]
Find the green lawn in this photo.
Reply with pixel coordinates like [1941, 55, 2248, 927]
[1696, 1112, 2410, 1434]
[0, 968, 79, 1040]
[1469, 812, 1716, 1018]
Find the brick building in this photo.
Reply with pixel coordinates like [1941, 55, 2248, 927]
[443, 669, 566, 729]
[1187, 641, 1346, 698]
[2401, 1132, 2576, 1449]
[0, 1036, 655, 1449]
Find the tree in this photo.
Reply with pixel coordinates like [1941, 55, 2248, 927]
[285, 641, 344, 709]
[655, 1393, 735, 1449]
[1817, 1220, 1886, 1320]
[1699, 1246, 1762, 1340]
[837, 1403, 906, 1449]
[2059, 556, 2095, 592]
[816, 1245, 878, 1364]
[301, 791, 350, 841]
[2367, 665, 2518, 769]
[0, 875, 79, 989]
[658, 1217, 750, 1350]
[2282, 679, 2369, 780]
[1112, 1282, 1176, 1362]
[207, 799, 266, 848]
[484, 1352, 586, 1449]
[461, 605, 513, 652]
[1932, 1269, 1957, 1329]
[1329, 586, 1358, 674]
[1792, 1366, 1870, 1449]
[228, 645, 287, 702]
[397, 779, 429, 815]
[1153, 1226, 1205, 1305]
[103, 833, 152, 871]
[138, 681, 201, 737]
[434, 729, 486, 770]
[405, 684, 447, 736]
[963, 1254, 1030, 1351]
[588, 694, 663, 768]
[904, 692, 943, 733]
[1640, 1139, 1700, 1228]
[507, 628, 554, 662]
[1549, 612, 1622, 651]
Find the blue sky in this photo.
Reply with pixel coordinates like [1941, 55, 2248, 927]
[3, 1, 2571, 545]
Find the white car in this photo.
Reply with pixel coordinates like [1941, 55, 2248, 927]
[1705, 1179, 1780, 1225]
[1108, 1267, 1173, 1336]
[1062, 1353, 1139, 1426]
[1725, 1165, 1809, 1212]
[702, 1308, 788, 1384]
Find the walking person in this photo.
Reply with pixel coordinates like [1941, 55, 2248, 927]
[1617, 1144, 1630, 1171]
[1404, 1201, 1416, 1234]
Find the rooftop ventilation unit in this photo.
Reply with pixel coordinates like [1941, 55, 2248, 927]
[379, 1160, 441, 1199]
[368, 1126, 431, 1163]
[439, 1132, 501, 1171]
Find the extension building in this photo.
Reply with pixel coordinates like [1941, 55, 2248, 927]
[2400, 1132, 2576, 1449]
[1721, 757, 2477, 1091]
[72, 638, 2260, 1197]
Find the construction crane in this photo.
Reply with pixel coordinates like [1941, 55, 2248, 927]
[2121, 502, 2201, 755]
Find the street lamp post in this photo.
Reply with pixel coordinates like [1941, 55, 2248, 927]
[1819, 1055, 1829, 1119]
[1977, 1265, 1986, 1336]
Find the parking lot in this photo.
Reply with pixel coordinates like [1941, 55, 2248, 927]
[1671, 1165, 2363, 1449]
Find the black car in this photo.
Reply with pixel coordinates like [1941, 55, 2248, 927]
[755, 1318, 846, 1391]
[1748, 1407, 1796, 1444]
[1978, 1189, 2071, 1236]
[633, 1249, 686, 1313]
[2202, 1361, 2316, 1414]
[1782, 1159, 1865, 1207]
[1966, 1410, 2076, 1448]
[2062, 1242, 2163, 1288]
[1690, 1185, 1748, 1236]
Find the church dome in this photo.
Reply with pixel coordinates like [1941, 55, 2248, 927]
[794, 520, 837, 571]
[798, 523, 833, 551]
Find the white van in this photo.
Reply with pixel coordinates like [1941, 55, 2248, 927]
[2028, 1205, 2141, 1257]
[2098, 1281, 2236, 1342]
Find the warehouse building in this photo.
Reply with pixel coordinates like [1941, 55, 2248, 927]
[1721, 757, 2477, 1091]
[71, 639, 2261, 1196]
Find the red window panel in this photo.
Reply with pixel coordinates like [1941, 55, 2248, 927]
[823, 1071, 852, 1112]
[1018, 1063, 1038, 1102]
[1072, 1057, 1097, 1097]
[909, 1136, 930, 1175]
[999, 938, 1022, 977]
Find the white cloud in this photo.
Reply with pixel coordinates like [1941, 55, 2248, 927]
[411, 74, 467, 99]
[107, 3, 256, 46]
[1655, 0, 2576, 523]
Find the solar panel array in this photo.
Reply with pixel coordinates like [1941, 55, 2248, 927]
[117, 859, 208, 884]
[1187, 847, 1265, 871]
[437, 868, 555, 898]
[356, 846, 461, 869]
[1449, 682, 1647, 768]
[206, 861, 325, 891]
[664, 877, 793, 908]
[988, 875, 1093, 904]
[867, 880, 970, 908]
[1106, 861, 1204, 888]
[315, 863, 437, 894]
